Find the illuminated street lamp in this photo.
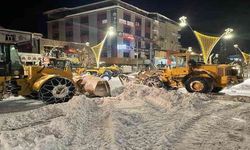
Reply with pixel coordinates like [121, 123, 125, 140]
[234, 44, 239, 49]
[107, 26, 115, 37]
[179, 16, 187, 27]
[223, 28, 234, 39]
[178, 16, 195, 32]
[187, 47, 193, 52]
[233, 44, 250, 64]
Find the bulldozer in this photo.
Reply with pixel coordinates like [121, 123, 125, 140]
[0, 42, 110, 104]
[127, 51, 242, 93]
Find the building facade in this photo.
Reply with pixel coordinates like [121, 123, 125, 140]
[45, 0, 181, 66]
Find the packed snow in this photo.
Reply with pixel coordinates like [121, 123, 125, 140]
[0, 82, 250, 150]
[222, 79, 250, 96]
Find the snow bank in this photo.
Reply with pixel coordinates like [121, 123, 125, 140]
[0, 83, 249, 149]
[222, 79, 250, 96]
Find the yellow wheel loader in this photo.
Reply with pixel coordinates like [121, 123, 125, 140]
[0, 42, 110, 104]
[131, 51, 243, 93]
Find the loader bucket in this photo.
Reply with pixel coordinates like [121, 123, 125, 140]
[80, 75, 111, 97]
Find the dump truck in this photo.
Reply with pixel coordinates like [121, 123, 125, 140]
[0, 42, 110, 104]
[125, 51, 243, 93]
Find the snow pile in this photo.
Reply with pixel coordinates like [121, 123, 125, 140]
[222, 79, 250, 96]
[0, 84, 249, 149]
[0, 96, 113, 149]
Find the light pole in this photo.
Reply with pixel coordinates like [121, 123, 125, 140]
[136, 37, 139, 71]
[91, 26, 115, 68]
[233, 44, 249, 78]
[178, 16, 234, 64]
[179, 16, 196, 36]
[234, 44, 249, 64]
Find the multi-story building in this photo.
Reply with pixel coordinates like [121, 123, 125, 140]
[44, 0, 181, 66]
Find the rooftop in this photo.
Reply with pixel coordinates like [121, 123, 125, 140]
[44, 0, 177, 25]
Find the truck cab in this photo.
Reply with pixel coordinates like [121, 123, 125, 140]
[0, 42, 24, 78]
[0, 42, 25, 98]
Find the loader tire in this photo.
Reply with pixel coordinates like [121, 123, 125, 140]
[185, 77, 212, 93]
[39, 77, 76, 104]
[143, 76, 163, 88]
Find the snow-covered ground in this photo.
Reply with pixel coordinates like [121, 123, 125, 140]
[0, 78, 250, 149]
[222, 79, 250, 96]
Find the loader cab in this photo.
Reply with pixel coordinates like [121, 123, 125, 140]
[0, 43, 24, 77]
[171, 51, 203, 68]
[48, 57, 72, 72]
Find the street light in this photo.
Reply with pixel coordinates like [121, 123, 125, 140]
[178, 16, 235, 64]
[107, 26, 115, 37]
[179, 16, 188, 27]
[234, 44, 239, 49]
[187, 47, 193, 52]
[234, 44, 250, 66]
[223, 28, 234, 39]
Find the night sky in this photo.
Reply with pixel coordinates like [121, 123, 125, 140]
[1, 0, 250, 53]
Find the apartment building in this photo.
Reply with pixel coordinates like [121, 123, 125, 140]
[45, 0, 181, 66]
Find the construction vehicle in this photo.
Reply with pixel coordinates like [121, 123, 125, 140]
[0, 42, 110, 104]
[86, 65, 121, 77]
[128, 51, 242, 93]
[75, 65, 122, 81]
[60, 48, 122, 80]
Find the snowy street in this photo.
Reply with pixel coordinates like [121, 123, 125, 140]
[0, 78, 249, 149]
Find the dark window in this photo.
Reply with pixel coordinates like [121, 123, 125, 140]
[135, 17, 142, 27]
[81, 16, 88, 24]
[123, 13, 132, 34]
[52, 33, 59, 40]
[51, 22, 59, 40]
[97, 13, 107, 41]
[65, 19, 73, 41]
[124, 26, 131, 34]
[97, 13, 107, 21]
[52, 22, 59, 29]
[145, 20, 151, 38]
[135, 17, 142, 36]
[145, 42, 150, 49]
[66, 31, 73, 41]
[80, 16, 89, 42]
[101, 51, 108, 57]
[146, 21, 151, 28]
[135, 30, 141, 36]
[66, 19, 73, 27]
[145, 33, 150, 38]
[123, 52, 130, 58]
[137, 41, 141, 48]
[123, 13, 131, 21]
